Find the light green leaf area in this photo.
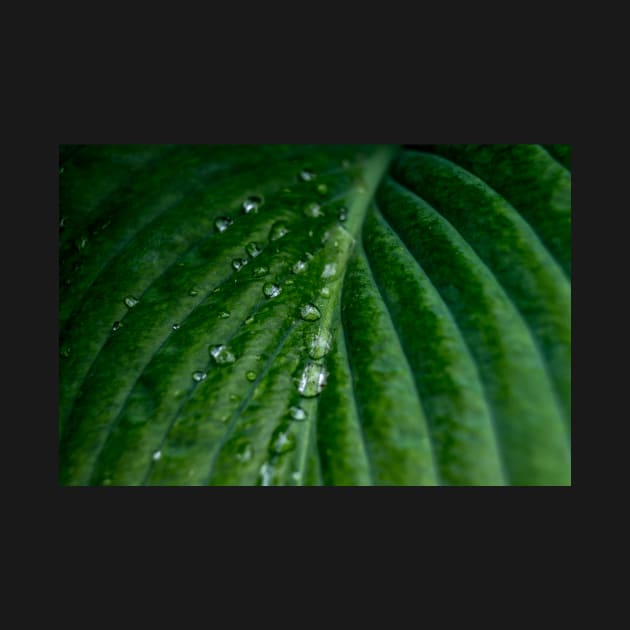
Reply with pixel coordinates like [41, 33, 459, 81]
[59, 144, 571, 485]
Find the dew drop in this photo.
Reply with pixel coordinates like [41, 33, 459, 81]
[246, 242, 262, 258]
[214, 216, 233, 233]
[172, 322, 181, 330]
[246, 370, 257, 382]
[152, 450, 162, 461]
[60, 346, 71, 358]
[299, 168, 315, 182]
[320, 286, 331, 298]
[218, 311, 231, 319]
[209, 344, 236, 364]
[112, 321, 123, 332]
[259, 462, 274, 486]
[321, 263, 337, 278]
[242, 195, 263, 214]
[192, 370, 207, 382]
[305, 327, 333, 360]
[317, 183, 328, 195]
[269, 221, 289, 241]
[245, 315, 255, 325]
[235, 442, 254, 462]
[124, 295, 139, 308]
[269, 424, 296, 455]
[75, 235, 88, 251]
[232, 257, 248, 271]
[289, 406, 307, 421]
[304, 202, 324, 218]
[338, 207, 348, 222]
[291, 471, 302, 484]
[252, 266, 269, 277]
[189, 287, 200, 296]
[296, 361, 328, 397]
[263, 282, 282, 298]
[292, 260, 308, 274]
[300, 303, 321, 321]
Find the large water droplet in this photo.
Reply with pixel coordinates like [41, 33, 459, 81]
[232, 257, 248, 271]
[218, 311, 231, 319]
[246, 370, 256, 382]
[246, 242, 262, 258]
[303, 202, 324, 218]
[292, 260, 308, 274]
[214, 216, 233, 233]
[289, 406, 307, 421]
[253, 266, 269, 277]
[300, 303, 321, 321]
[269, 424, 296, 455]
[269, 221, 289, 241]
[192, 370, 207, 382]
[124, 296, 139, 308]
[210, 344, 236, 364]
[296, 362, 328, 397]
[299, 168, 315, 182]
[112, 321, 123, 332]
[305, 327, 333, 360]
[242, 195, 263, 214]
[263, 282, 282, 298]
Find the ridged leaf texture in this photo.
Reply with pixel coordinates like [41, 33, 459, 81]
[59, 144, 571, 485]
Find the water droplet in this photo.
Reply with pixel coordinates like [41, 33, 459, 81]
[259, 462, 274, 486]
[235, 442, 254, 462]
[291, 471, 302, 484]
[321, 263, 337, 278]
[152, 450, 162, 461]
[172, 322, 180, 330]
[246, 370, 256, 382]
[246, 242, 262, 258]
[320, 287, 331, 298]
[296, 361, 328, 397]
[218, 311, 231, 319]
[269, 424, 296, 455]
[305, 327, 333, 359]
[60, 216, 67, 229]
[214, 216, 233, 233]
[292, 260, 308, 274]
[289, 406, 307, 421]
[299, 168, 315, 182]
[124, 296, 139, 308]
[269, 221, 289, 241]
[213, 287, 221, 293]
[192, 370, 207, 382]
[253, 266, 269, 277]
[300, 303, 321, 321]
[209, 344, 236, 364]
[263, 282, 282, 298]
[75, 235, 88, 251]
[304, 202, 324, 218]
[112, 321, 123, 332]
[245, 315, 255, 325]
[232, 257, 248, 271]
[317, 183, 328, 195]
[189, 287, 200, 296]
[338, 207, 348, 222]
[60, 346, 71, 358]
[242, 195, 263, 214]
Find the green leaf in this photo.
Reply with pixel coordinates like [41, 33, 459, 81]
[59, 144, 571, 485]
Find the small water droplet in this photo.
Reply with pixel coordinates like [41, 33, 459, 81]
[214, 216, 233, 233]
[189, 287, 199, 296]
[304, 202, 324, 218]
[259, 462, 274, 486]
[263, 282, 282, 298]
[60, 346, 71, 358]
[269, 424, 296, 455]
[209, 344, 236, 364]
[320, 287, 331, 298]
[213, 287, 221, 293]
[321, 263, 337, 278]
[292, 260, 308, 274]
[305, 327, 333, 359]
[242, 195, 263, 214]
[75, 235, 88, 251]
[218, 311, 231, 319]
[192, 370, 207, 382]
[296, 361, 328, 397]
[317, 183, 328, 195]
[124, 295, 139, 308]
[246, 370, 257, 382]
[269, 221, 289, 241]
[235, 442, 254, 462]
[172, 323, 180, 330]
[245, 315, 255, 325]
[112, 321, 123, 331]
[60, 216, 67, 229]
[289, 406, 307, 421]
[252, 266, 269, 277]
[232, 257, 248, 271]
[338, 207, 348, 221]
[299, 168, 315, 182]
[246, 242, 262, 258]
[300, 303, 321, 321]
[152, 450, 162, 461]
[291, 471, 302, 484]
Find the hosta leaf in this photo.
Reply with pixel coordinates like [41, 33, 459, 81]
[59, 144, 571, 485]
